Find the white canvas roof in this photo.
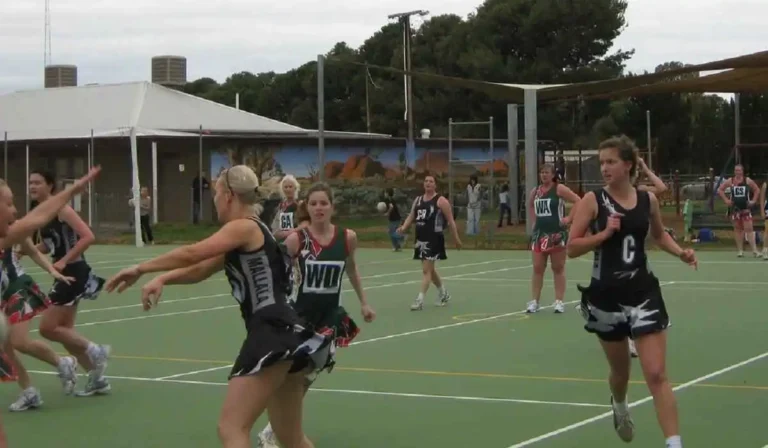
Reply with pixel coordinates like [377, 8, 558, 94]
[0, 81, 341, 142]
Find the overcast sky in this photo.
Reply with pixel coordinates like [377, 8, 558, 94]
[2, 0, 767, 94]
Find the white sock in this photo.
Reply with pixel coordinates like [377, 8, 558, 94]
[261, 423, 273, 436]
[665, 435, 681, 447]
[612, 397, 629, 414]
[417, 293, 425, 302]
[86, 342, 99, 357]
[438, 285, 446, 295]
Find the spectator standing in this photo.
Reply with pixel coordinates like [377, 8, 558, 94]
[466, 175, 481, 235]
[129, 187, 154, 245]
[191, 172, 209, 224]
[383, 188, 404, 251]
[498, 184, 512, 227]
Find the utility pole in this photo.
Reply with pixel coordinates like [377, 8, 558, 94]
[388, 10, 428, 162]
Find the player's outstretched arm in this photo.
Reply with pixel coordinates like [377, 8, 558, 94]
[156, 256, 225, 286]
[648, 192, 697, 269]
[2, 167, 100, 248]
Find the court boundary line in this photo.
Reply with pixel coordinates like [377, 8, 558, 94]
[154, 264, 535, 380]
[65, 258, 530, 316]
[26, 370, 609, 409]
[158, 279, 674, 380]
[504, 350, 768, 447]
[78, 352, 768, 392]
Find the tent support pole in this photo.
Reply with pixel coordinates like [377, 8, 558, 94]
[130, 127, 143, 247]
[524, 89, 538, 236]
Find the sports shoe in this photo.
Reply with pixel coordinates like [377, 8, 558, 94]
[87, 344, 111, 378]
[257, 426, 279, 448]
[410, 297, 423, 311]
[9, 387, 42, 412]
[75, 373, 111, 397]
[629, 339, 638, 358]
[436, 290, 450, 307]
[526, 300, 540, 313]
[553, 300, 565, 313]
[611, 396, 635, 442]
[57, 356, 78, 395]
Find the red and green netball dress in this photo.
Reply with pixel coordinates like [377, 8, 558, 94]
[730, 180, 752, 221]
[0, 249, 51, 381]
[292, 226, 359, 354]
[530, 186, 567, 253]
[1, 249, 50, 325]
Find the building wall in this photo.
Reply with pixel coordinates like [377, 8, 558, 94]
[0, 135, 557, 225]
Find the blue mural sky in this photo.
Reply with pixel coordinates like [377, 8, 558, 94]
[211, 145, 498, 179]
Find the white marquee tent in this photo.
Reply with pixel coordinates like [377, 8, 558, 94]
[0, 81, 387, 246]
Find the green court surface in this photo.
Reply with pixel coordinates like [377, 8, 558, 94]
[4, 246, 767, 447]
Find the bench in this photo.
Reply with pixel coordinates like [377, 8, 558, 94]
[690, 211, 732, 230]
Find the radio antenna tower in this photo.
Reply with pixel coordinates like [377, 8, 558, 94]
[44, 0, 52, 67]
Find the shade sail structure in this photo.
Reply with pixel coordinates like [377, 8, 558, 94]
[0, 81, 387, 142]
[333, 50, 768, 103]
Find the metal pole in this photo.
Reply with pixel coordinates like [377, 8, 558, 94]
[524, 89, 538, 236]
[90, 128, 95, 226]
[87, 143, 92, 226]
[25, 145, 29, 213]
[129, 127, 143, 247]
[489, 116, 494, 210]
[404, 15, 414, 156]
[646, 110, 652, 170]
[317, 54, 326, 181]
[734, 93, 741, 165]
[198, 125, 203, 222]
[448, 118, 453, 210]
[507, 105, 519, 224]
[364, 64, 371, 134]
[3, 131, 7, 181]
[151, 141, 158, 224]
[235, 93, 240, 110]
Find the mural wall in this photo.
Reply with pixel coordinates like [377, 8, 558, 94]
[210, 142, 511, 218]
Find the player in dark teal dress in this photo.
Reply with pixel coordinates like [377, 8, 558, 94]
[717, 164, 760, 257]
[257, 182, 376, 448]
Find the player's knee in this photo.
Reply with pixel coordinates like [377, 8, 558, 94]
[216, 418, 248, 444]
[37, 322, 59, 341]
[532, 263, 546, 275]
[643, 368, 668, 391]
[550, 262, 565, 275]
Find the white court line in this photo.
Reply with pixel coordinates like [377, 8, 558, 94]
[155, 264, 534, 379]
[158, 279, 675, 380]
[505, 350, 768, 447]
[67, 258, 526, 316]
[27, 369, 608, 408]
[32, 263, 534, 336]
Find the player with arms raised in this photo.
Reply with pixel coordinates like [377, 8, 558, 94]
[567, 135, 696, 448]
[398, 174, 461, 311]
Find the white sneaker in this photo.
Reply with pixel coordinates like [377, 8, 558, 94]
[553, 300, 565, 313]
[410, 297, 424, 311]
[526, 300, 540, 313]
[9, 388, 42, 412]
[257, 427, 279, 448]
[611, 396, 635, 442]
[436, 290, 450, 307]
[57, 356, 78, 395]
[629, 339, 638, 358]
